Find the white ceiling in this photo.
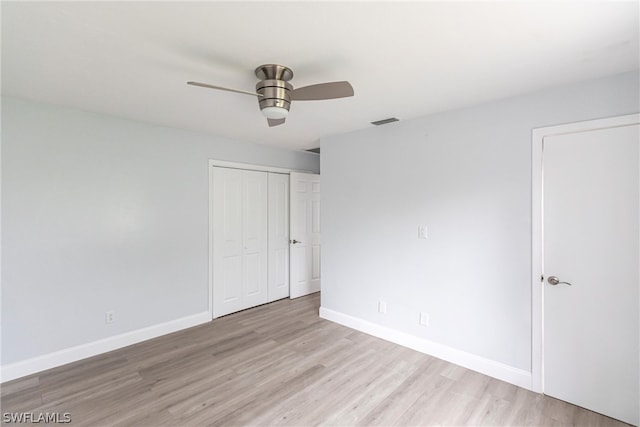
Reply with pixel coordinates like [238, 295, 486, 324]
[2, 1, 638, 151]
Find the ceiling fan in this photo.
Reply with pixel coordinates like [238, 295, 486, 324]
[187, 64, 354, 127]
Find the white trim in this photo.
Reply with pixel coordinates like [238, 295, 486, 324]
[0, 312, 210, 383]
[531, 113, 640, 394]
[319, 307, 532, 390]
[209, 159, 313, 174]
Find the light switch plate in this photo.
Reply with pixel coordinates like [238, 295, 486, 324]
[378, 300, 387, 314]
[419, 312, 430, 326]
[105, 310, 115, 324]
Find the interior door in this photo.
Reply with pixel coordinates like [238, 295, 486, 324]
[289, 172, 321, 298]
[212, 167, 268, 317]
[267, 172, 290, 302]
[543, 124, 639, 425]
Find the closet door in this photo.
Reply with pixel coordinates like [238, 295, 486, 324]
[213, 167, 268, 317]
[268, 173, 290, 302]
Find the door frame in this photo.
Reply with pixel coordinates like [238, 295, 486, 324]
[289, 172, 322, 299]
[530, 113, 639, 393]
[208, 159, 314, 320]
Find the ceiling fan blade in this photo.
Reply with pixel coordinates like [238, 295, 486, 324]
[291, 81, 354, 101]
[187, 81, 262, 97]
[267, 118, 286, 127]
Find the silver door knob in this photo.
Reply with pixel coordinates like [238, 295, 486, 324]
[290, 239, 302, 244]
[547, 276, 572, 286]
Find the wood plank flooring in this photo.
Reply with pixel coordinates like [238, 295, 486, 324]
[1, 293, 631, 426]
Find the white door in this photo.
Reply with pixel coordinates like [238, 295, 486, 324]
[543, 124, 639, 425]
[268, 172, 290, 302]
[289, 172, 321, 298]
[212, 167, 268, 317]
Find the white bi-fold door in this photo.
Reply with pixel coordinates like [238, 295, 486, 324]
[268, 173, 290, 302]
[212, 167, 292, 317]
[212, 167, 268, 317]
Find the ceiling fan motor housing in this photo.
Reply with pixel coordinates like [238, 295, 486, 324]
[256, 79, 292, 114]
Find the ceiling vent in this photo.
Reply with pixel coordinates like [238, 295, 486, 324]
[371, 117, 399, 126]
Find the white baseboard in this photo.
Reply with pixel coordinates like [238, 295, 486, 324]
[1, 312, 211, 383]
[319, 307, 532, 390]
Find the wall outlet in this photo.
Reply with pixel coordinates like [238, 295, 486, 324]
[419, 311, 430, 326]
[105, 310, 115, 324]
[418, 225, 428, 239]
[378, 300, 387, 314]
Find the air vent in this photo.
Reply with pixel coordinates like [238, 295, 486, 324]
[371, 117, 399, 126]
[306, 148, 320, 154]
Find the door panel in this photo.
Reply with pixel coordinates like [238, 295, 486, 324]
[543, 124, 639, 425]
[268, 173, 290, 302]
[242, 170, 268, 309]
[213, 167, 268, 317]
[244, 252, 261, 296]
[214, 168, 243, 316]
[292, 199, 306, 235]
[290, 172, 321, 299]
[312, 199, 321, 233]
[312, 245, 321, 280]
[222, 256, 242, 302]
[244, 176, 264, 250]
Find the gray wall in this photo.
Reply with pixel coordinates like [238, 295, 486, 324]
[320, 71, 639, 372]
[1, 97, 319, 365]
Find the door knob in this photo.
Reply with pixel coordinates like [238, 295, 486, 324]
[290, 239, 302, 244]
[547, 276, 572, 286]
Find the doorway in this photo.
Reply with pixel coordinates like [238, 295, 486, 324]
[289, 172, 322, 298]
[208, 160, 321, 318]
[532, 114, 639, 425]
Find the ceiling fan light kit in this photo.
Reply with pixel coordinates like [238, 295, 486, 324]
[261, 106, 289, 120]
[188, 63, 353, 127]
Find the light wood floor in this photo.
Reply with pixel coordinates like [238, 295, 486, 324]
[1, 293, 630, 426]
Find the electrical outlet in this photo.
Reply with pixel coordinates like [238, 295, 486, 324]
[419, 312, 430, 326]
[418, 225, 428, 239]
[105, 310, 115, 324]
[378, 300, 387, 314]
